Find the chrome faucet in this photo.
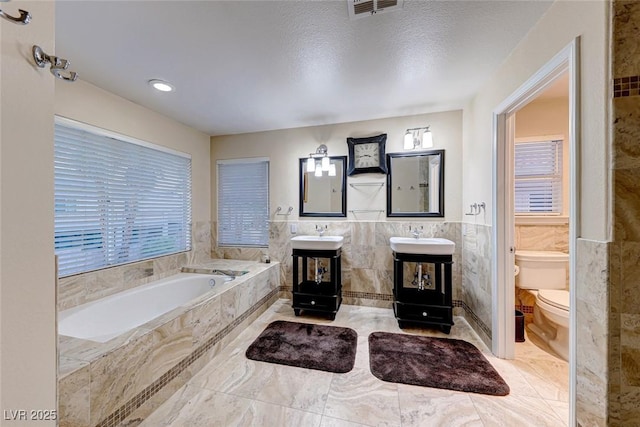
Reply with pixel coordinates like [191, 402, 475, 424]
[410, 225, 423, 239]
[211, 269, 237, 278]
[316, 224, 327, 237]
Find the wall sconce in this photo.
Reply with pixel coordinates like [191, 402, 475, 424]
[306, 144, 333, 175]
[403, 126, 433, 150]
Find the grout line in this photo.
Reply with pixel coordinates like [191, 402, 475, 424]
[98, 287, 494, 426]
[96, 288, 279, 427]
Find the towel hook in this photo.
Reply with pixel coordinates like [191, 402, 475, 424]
[0, 7, 31, 25]
[32, 45, 78, 82]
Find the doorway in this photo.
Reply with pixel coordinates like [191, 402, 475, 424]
[491, 38, 579, 425]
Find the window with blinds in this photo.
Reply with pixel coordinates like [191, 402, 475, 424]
[514, 139, 563, 214]
[217, 159, 269, 247]
[54, 117, 192, 277]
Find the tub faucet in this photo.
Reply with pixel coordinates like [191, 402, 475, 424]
[212, 269, 236, 278]
[316, 224, 326, 237]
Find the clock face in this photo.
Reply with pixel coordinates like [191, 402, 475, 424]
[346, 133, 387, 176]
[353, 143, 380, 168]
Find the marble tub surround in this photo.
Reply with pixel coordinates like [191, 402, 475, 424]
[58, 259, 279, 427]
[133, 300, 569, 427]
[58, 220, 213, 311]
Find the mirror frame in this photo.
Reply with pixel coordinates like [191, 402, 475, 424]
[299, 155, 347, 217]
[386, 149, 445, 218]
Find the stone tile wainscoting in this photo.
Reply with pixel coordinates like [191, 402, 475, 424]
[575, 239, 610, 426]
[213, 220, 495, 348]
[58, 259, 280, 427]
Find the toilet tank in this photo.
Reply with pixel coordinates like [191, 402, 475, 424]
[515, 250, 568, 289]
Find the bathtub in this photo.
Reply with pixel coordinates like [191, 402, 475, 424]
[59, 273, 234, 343]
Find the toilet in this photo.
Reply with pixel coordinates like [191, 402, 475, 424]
[515, 250, 569, 361]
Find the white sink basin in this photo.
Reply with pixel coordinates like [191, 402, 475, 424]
[291, 235, 344, 251]
[390, 237, 455, 255]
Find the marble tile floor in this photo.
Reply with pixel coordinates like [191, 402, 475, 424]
[134, 300, 569, 427]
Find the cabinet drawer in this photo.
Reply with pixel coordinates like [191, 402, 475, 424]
[394, 302, 452, 323]
[293, 293, 339, 312]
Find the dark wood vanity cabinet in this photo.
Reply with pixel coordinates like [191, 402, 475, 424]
[292, 248, 342, 320]
[392, 252, 454, 333]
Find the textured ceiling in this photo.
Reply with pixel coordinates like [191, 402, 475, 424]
[56, 1, 553, 136]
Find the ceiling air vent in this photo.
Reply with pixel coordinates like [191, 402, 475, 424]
[348, 0, 403, 20]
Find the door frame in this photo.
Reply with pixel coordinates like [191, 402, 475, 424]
[491, 37, 580, 425]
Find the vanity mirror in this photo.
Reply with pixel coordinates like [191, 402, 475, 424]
[387, 150, 445, 217]
[299, 156, 347, 217]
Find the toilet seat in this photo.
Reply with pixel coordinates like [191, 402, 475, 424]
[537, 289, 569, 311]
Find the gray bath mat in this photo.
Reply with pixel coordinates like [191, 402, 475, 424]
[245, 320, 357, 373]
[369, 332, 510, 396]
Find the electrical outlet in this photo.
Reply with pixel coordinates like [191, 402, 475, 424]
[290, 223, 297, 234]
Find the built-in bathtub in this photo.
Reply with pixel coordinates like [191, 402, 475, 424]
[58, 259, 280, 427]
[59, 273, 235, 343]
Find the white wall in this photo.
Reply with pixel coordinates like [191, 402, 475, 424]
[211, 110, 462, 222]
[463, 1, 609, 240]
[1, 1, 57, 422]
[55, 80, 211, 222]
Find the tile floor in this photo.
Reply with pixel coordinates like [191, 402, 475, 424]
[137, 300, 569, 427]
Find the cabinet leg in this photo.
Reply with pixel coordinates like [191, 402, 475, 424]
[440, 325, 451, 334]
[329, 313, 336, 321]
[294, 309, 301, 316]
[398, 320, 406, 329]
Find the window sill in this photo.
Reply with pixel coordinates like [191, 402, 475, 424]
[515, 216, 569, 225]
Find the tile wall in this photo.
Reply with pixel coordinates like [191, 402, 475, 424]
[515, 224, 569, 253]
[213, 220, 494, 346]
[575, 239, 611, 426]
[611, 1, 640, 425]
[461, 223, 493, 347]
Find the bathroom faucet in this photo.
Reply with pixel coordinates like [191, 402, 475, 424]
[410, 225, 423, 239]
[211, 269, 236, 278]
[316, 224, 326, 237]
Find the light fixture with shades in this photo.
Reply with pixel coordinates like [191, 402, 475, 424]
[306, 144, 334, 175]
[403, 126, 433, 150]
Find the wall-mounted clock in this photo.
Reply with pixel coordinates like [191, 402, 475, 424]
[346, 134, 388, 175]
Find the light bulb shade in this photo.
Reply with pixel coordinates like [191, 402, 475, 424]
[404, 131, 414, 150]
[328, 163, 336, 176]
[421, 129, 433, 148]
[306, 157, 315, 172]
[314, 166, 323, 177]
[321, 156, 330, 171]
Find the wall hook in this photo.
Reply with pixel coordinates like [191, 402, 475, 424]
[0, 7, 31, 25]
[32, 45, 78, 82]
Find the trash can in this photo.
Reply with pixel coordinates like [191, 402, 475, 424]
[515, 310, 525, 342]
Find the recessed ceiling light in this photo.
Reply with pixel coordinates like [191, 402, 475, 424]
[148, 79, 174, 92]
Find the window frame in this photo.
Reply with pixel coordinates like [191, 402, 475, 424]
[54, 116, 192, 277]
[514, 137, 564, 217]
[216, 157, 270, 248]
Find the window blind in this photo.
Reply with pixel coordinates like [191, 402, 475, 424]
[54, 119, 192, 277]
[514, 139, 563, 214]
[217, 159, 269, 247]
